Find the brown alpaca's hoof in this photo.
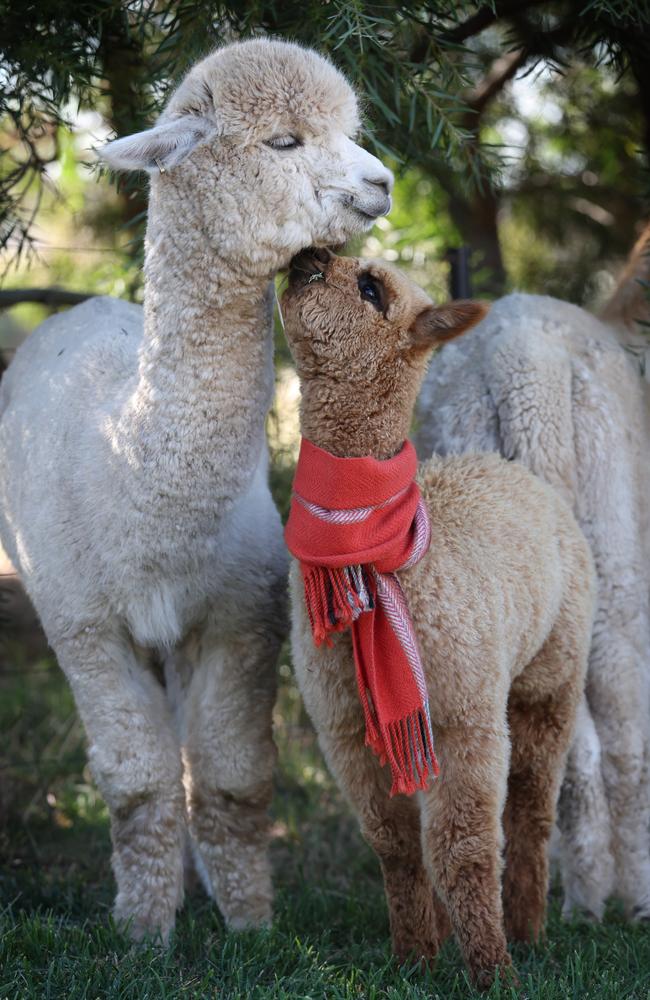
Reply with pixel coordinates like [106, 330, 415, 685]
[392, 934, 439, 968]
[504, 911, 545, 944]
[471, 955, 520, 992]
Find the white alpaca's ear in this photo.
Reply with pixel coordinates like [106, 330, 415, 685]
[98, 116, 215, 174]
[409, 300, 489, 347]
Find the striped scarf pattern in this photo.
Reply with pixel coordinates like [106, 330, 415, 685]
[285, 438, 439, 796]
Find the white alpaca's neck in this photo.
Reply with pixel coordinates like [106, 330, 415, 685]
[116, 180, 276, 516]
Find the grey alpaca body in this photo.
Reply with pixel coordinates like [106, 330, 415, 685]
[0, 39, 393, 939]
[415, 285, 650, 921]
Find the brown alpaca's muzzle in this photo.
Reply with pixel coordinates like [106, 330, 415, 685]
[288, 247, 333, 289]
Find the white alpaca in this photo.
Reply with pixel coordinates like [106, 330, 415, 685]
[0, 38, 393, 940]
[415, 227, 650, 921]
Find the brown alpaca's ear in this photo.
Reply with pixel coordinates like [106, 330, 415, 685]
[409, 300, 489, 347]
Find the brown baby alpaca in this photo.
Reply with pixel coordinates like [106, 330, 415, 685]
[281, 249, 595, 989]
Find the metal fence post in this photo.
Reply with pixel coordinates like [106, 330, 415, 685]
[447, 246, 471, 300]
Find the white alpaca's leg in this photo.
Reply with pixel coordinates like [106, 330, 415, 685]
[180, 626, 281, 929]
[556, 697, 613, 921]
[55, 627, 185, 941]
[586, 611, 650, 918]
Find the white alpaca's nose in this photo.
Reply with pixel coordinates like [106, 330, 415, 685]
[364, 176, 391, 197]
[335, 136, 393, 220]
[361, 175, 392, 217]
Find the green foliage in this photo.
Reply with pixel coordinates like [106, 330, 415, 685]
[363, 169, 459, 297]
[0, 0, 477, 268]
[495, 62, 647, 301]
[2, 1, 650, 277]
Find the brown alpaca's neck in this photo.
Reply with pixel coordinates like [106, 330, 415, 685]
[299, 372, 423, 460]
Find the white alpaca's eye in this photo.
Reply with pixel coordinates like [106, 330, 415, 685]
[265, 135, 301, 150]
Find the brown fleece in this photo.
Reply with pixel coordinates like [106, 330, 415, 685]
[281, 252, 595, 989]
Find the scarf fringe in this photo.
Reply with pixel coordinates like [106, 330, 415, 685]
[377, 707, 440, 797]
[302, 565, 439, 796]
[302, 564, 374, 646]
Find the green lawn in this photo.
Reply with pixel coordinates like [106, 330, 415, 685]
[2, 644, 650, 1000]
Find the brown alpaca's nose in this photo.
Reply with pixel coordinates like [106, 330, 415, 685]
[288, 247, 333, 288]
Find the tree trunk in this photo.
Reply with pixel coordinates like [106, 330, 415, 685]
[628, 48, 650, 173]
[98, 6, 149, 236]
[447, 185, 507, 298]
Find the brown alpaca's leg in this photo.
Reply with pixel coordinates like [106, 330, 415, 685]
[431, 891, 453, 944]
[502, 580, 589, 941]
[291, 576, 439, 962]
[502, 679, 580, 942]
[319, 719, 440, 963]
[420, 722, 513, 990]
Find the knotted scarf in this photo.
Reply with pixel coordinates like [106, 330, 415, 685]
[285, 437, 439, 796]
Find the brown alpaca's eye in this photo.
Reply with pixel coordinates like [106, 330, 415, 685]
[358, 274, 383, 311]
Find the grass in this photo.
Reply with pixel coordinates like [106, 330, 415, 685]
[2, 646, 650, 999]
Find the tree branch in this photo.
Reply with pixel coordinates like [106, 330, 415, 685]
[468, 47, 529, 115]
[626, 47, 650, 168]
[442, 0, 551, 45]
[409, 0, 549, 67]
[0, 288, 93, 309]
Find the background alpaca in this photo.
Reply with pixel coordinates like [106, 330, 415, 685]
[282, 250, 595, 988]
[415, 226, 650, 921]
[0, 39, 393, 940]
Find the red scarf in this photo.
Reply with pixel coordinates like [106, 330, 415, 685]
[285, 438, 439, 796]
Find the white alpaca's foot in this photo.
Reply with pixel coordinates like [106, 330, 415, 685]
[114, 887, 181, 944]
[558, 696, 614, 922]
[559, 818, 614, 922]
[618, 857, 650, 921]
[560, 877, 609, 923]
[111, 796, 185, 943]
[195, 824, 274, 930]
